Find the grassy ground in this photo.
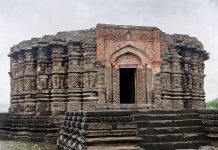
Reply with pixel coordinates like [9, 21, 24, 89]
[0, 140, 57, 150]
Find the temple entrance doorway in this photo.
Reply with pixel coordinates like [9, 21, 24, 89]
[119, 68, 136, 104]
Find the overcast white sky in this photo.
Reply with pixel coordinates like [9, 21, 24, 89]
[0, 0, 218, 111]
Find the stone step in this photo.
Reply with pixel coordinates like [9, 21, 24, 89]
[135, 110, 210, 149]
[139, 126, 204, 135]
[83, 129, 137, 137]
[137, 119, 202, 128]
[136, 109, 197, 115]
[140, 140, 210, 150]
[9, 123, 55, 128]
[140, 133, 207, 143]
[86, 136, 141, 143]
[9, 119, 51, 124]
[87, 145, 142, 150]
[134, 113, 199, 121]
[8, 127, 60, 131]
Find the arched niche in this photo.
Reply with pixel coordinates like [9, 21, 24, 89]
[115, 52, 142, 67]
[109, 45, 150, 67]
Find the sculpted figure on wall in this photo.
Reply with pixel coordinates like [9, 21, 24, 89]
[192, 79, 199, 90]
[24, 78, 31, 91]
[30, 77, 36, 90]
[172, 76, 182, 90]
[89, 72, 97, 87]
[52, 76, 58, 89]
[37, 76, 48, 90]
[192, 65, 199, 74]
[184, 63, 191, 74]
[60, 75, 65, 89]
[83, 73, 89, 88]
[52, 75, 65, 89]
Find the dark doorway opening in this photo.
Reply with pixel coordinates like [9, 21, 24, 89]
[120, 68, 136, 103]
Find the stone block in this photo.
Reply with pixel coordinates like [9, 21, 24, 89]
[67, 101, 81, 111]
[51, 102, 66, 114]
[193, 101, 206, 109]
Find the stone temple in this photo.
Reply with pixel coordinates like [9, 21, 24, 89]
[2, 24, 214, 149]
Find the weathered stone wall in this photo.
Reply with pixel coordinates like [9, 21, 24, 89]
[160, 33, 209, 109]
[8, 29, 97, 141]
[8, 29, 96, 114]
[0, 112, 58, 142]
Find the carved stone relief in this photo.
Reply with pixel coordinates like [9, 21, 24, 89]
[83, 73, 89, 88]
[89, 72, 97, 87]
[172, 76, 182, 90]
[52, 75, 66, 89]
[37, 75, 48, 90]
[68, 74, 80, 88]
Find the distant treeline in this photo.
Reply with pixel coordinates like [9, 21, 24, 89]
[207, 97, 218, 108]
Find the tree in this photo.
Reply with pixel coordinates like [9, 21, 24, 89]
[206, 97, 218, 108]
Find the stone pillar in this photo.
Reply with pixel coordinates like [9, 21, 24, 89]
[81, 44, 98, 110]
[9, 53, 19, 113]
[136, 67, 147, 104]
[16, 51, 26, 114]
[105, 66, 113, 104]
[181, 50, 193, 108]
[51, 45, 67, 116]
[36, 47, 51, 115]
[96, 60, 106, 106]
[67, 41, 82, 111]
[112, 67, 119, 104]
[146, 67, 153, 104]
[149, 62, 162, 108]
[191, 52, 206, 108]
[23, 49, 37, 115]
[160, 58, 172, 108]
[170, 49, 183, 108]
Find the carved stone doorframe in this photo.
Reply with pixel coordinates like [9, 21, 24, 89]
[109, 46, 151, 105]
[111, 64, 149, 105]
